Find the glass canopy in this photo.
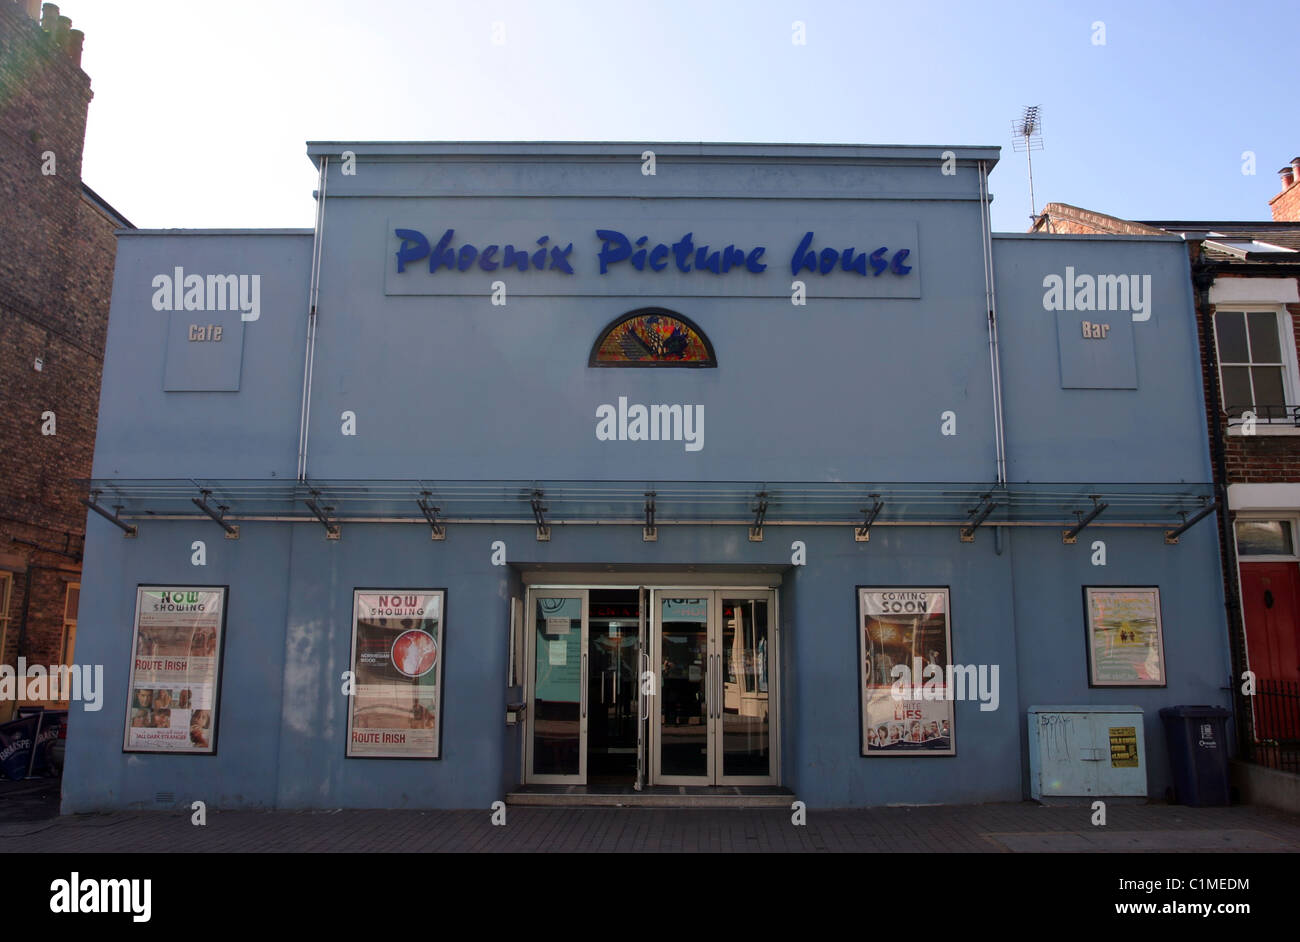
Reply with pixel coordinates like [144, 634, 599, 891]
[80, 478, 1215, 529]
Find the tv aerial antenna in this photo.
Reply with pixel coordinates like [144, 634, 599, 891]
[1011, 105, 1044, 224]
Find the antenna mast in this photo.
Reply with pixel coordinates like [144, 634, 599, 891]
[1011, 105, 1044, 225]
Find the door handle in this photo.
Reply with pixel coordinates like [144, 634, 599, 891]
[707, 654, 717, 722]
[639, 651, 649, 721]
[715, 655, 724, 719]
[581, 652, 588, 719]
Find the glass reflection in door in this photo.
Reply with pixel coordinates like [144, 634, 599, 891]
[720, 597, 771, 778]
[530, 593, 586, 780]
[657, 596, 710, 780]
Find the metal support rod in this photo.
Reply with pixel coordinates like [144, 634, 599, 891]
[417, 494, 445, 540]
[960, 495, 996, 542]
[749, 492, 768, 542]
[1165, 500, 1220, 544]
[643, 491, 657, 542]
[82, 494, 137, 537]
[303, 493, 340, 539]
[531, 490, 550, 541]
[855, 497, 884, 542]
[192, 490, 239, 537]
[1063, 497, 1108, 544]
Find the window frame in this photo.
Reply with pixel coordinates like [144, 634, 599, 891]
[1232, 513, 1300, 562]
[1214, 304, 1300, 429]
[0, 571, 11, 668]
[60, 581, 79, 670]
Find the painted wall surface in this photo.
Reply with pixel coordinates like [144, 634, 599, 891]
[93, 231, 312, 479]
[301, 146, 1000, 483]
[994, 233, 1210, 484]
[64, 144, 1231, 811]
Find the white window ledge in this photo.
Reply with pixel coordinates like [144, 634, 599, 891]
[1227, 425, 1300, 436]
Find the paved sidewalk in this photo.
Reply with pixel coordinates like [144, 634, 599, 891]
[1, 800, 1298, 852]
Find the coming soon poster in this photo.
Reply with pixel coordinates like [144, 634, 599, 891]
[123, 586, 226, 754]
[347, 590, 445, 758]
[858, 588, 955, 756]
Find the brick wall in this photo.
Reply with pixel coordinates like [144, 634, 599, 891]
[1270, 179, 1300, 223]
[0, 1, 120, 716]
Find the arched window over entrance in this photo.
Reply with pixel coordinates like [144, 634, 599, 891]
[588, 308, 717, 367]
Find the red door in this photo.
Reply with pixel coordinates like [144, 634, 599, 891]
[1240, 562, 1300, 685]
[1240, 562, 1300, 741]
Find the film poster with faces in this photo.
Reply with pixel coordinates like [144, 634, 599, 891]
[123, 587, 225, 754]
[347, 590, 445, 758]
[859, 588, 955, 756]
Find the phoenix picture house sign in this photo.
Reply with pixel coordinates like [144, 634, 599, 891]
[390, 227, 917, 279]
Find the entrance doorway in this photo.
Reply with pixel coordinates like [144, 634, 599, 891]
[523, 583, 779, 788]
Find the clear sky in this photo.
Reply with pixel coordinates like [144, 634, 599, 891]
[70, 0, 1294, 232]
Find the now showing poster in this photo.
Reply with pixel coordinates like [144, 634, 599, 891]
[858, 588, 955, 756]
[1085, 587, 1165, 686]
[123, 586, 227, 754]
[347, 590, 446, 758]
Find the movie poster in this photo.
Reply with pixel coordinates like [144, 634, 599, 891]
[123, 586, 226, 754]
[1085, 587, 1165, 686]
[347, 590, 445, 758]
[859, 588, 955, 756]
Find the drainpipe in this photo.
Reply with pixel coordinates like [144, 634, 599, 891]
[979, 161, 1009, 558]
[297, 155, 329, 482]
[1193, 257, 1249, 757]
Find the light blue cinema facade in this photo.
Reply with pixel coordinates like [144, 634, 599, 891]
[62, 142, 1230, 811]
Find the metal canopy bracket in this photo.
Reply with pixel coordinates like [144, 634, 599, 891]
[82, 492, 137, 538]
[643, 491, 657, 542]
[531, 490, 550, 542]
[304, 492, 340, 540]
[1063, 496, 1108, 544]
[192, 489, 239, 540]
[855, 497, 884, 542]
[749, 492, 768, 542]
[1165, 500, 1219, 544]
[960, 494, 997, 542]
[417, 493, 446, 540]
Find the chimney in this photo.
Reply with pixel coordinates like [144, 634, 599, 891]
[1271, 155, 1300, 222]
[54, 13, 70, 46]
[67, 28, 83, 67]
[39, 2, 57, 31]
[24, 0, 41, 20]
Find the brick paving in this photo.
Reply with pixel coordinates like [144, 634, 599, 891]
[1, 798, 1298, 852]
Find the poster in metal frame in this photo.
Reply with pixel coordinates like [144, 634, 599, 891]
[123, 585, 228, 755]
[858, 586, 956, 757]
[347, 588, 447, 758]
[1084, 586, 1166, 687]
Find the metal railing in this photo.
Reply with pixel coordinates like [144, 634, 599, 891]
[1246, 679, 1300, 774]
[1225, 404, 1300, 427]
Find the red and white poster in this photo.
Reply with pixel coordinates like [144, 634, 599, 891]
[347, 590, 445, 758]
[123, 586, 226, 754]
[859, 588, 955, 756]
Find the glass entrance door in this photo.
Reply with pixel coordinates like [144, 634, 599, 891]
[652, 594, 713, 785]
[526, 591, 588, 783]
[651, 590, 777, 786]
[717, 593, 775, 784]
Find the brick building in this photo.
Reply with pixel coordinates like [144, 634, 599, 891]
[0, 0, 132, 720]
[1031, 169, 1300, 773]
